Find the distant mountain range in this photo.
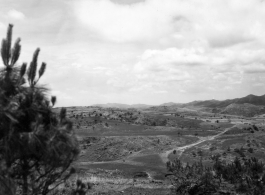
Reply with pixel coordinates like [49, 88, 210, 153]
[92, 94, 265, 117]
[93, 94, 265, 108]
[93, 94, 265, 117]
[184, 94, 265, 108]
[159, 94, 265, 117]
[220, 103, 265, 117]
[92, 103, 153, 109]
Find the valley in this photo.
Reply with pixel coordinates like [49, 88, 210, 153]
[53, 94, 265, 194]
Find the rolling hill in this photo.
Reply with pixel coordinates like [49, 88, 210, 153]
[184, 94, 265, 116]
[220, 103, 265, 117]
[91, 94, 265, 117]
[150, 94, 265, 117]
[184, 94, 265, 108]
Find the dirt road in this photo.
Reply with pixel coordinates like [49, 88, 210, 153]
[161, 125, 235, 162]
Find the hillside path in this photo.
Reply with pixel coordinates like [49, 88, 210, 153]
[161, 125, 236, 162]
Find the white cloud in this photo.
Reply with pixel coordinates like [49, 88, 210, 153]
[244, 63, 265, 74]
[74, 0, 180, 43]
[0, 22, 5, 29]
[3, 0, 265, 106]
[154, 90, 168, 94]
[130, 41, 265, 95]
[74, 0, 265, 47]
[59, 0, 265, 104]
[7, 9, 25, 20]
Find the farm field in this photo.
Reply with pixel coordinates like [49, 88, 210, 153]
[53, 106, 265, 194]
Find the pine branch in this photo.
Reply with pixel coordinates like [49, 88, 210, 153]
[20, 63, 27, 78]
[1, 39, 8, 66]
[6, 24, 13, 64]
[35, 62, 46, 84]
[51, 96, 56, 106]
[11, 38, 21, 66]
[38, 62, 46, 79]
[0, 24, 13, 67]
[27, 48, 40, 86]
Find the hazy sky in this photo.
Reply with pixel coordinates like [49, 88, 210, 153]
[1, 0, 265, 106]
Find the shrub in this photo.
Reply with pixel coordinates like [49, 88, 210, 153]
[167, 156, 265, 194]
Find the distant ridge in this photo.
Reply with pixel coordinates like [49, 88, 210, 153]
[179, 94, 265, 117]
[92, 103, 153, 109]
[159, 102, 182, 107]
[220, 103, 265, 117]
[144, 94, 265, 117]
[92, 94, 265, 109]
[184, 94, 265, 108]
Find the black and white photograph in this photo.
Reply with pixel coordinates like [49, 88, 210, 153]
[1, 0, 265, 194]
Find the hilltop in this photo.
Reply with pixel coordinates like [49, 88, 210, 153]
[183, 94, 265, 117]
[61, 94, 265, 119]
[56, 94, 265, 117]
[93, 94, 265, 108]
[184, 94, 265, 108]
[146, 94, 265, 117]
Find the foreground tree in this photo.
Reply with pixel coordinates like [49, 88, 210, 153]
[0, 24, 79, 195]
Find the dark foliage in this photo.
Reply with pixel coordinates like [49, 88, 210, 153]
[167, 156, 265, 195]
[0, 24, 79, 195]
[71, 179, 92, 195]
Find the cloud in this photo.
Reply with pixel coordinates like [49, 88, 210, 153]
[2, 0, 265, 106]
[110, 0, 145, 5]
[0, 22, 5, 29]
[154, 90, 168, 94]
[208, 33, 253, 48]
[139, 47, 207, 67]
[74, 0, 265, 47]
[130, 41, 265, 95]
[58, 0, 265, 104]
[74, 0, 181, 43]
[244, 63, 265, 74]
[7, 9, 25, 20]
[133, 47, 210, 86]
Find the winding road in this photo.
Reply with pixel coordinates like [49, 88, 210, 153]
[76, 124, 236, 192]
[79, 125, 235, 166]
[161, 125, 236, 162]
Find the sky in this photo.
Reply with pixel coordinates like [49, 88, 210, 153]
[1, 0, 265, 107]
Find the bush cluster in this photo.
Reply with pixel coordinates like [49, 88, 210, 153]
[167, 156, 265, 195]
